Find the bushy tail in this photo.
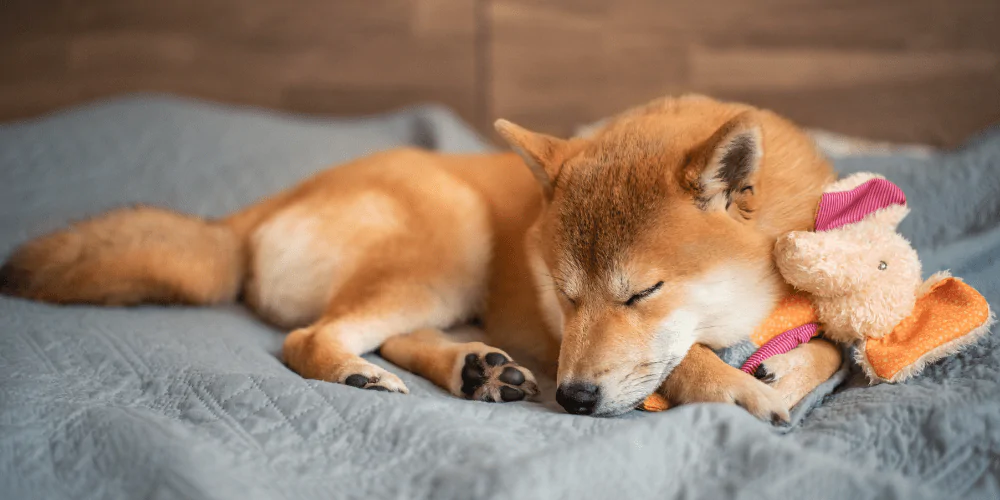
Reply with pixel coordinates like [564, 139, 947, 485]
[0, 206, 245, 306]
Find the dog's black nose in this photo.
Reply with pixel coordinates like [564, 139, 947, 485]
[556, 382, 600, 415]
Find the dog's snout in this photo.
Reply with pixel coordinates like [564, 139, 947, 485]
[556, 382, 600, 415]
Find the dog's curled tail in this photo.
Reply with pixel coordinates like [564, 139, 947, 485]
[0, 206, 245, 306]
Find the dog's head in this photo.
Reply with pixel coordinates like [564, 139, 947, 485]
[497, 95, 832, 416]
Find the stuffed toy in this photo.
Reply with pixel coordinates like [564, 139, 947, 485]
[640, 172, 994, 412]
[773, 172, 994, 383]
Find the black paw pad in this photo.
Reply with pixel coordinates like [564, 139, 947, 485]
[484, 352, 509, 366]
[500, 386, 525, 402]
[461, 354, 487, 396]
[754, 365, 775, 384]
[345, 374, 370, 388]
[498, 366, 525, 385]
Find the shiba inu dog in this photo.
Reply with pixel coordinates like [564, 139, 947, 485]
[0, 95, 840, 419]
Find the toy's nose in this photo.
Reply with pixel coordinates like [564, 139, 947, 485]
[556, 382, 600, 415]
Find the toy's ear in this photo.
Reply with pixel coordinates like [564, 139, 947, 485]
[681, 111, 762, 213]
[824, 172, 886, 194]
[815, 175, 906, 231]
[865, 205, 910, 231]
[495, 119, 571, 198]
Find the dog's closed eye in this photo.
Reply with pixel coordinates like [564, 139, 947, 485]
[625, 281, 664, 306]
[559, 289, 578, 307]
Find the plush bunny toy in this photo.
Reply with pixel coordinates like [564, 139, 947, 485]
[639, 172, 994, 413]
[772, 172, 994, 383]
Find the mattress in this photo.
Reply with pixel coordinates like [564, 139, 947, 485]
[1, 95, 998, 500]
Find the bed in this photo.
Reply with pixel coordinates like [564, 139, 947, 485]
[1, 95, 998, 500]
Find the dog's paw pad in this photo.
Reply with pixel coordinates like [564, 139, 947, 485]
[344, 374, 369, 388]
[754, 364, 777, 384]
[499, 366, 525, 385]
[458, 349, 537, 403]
[337, 365, 409, 394]
[461, 353, 488, 395]
[484, 352, 509, 366]
[500, 386, 525, 402]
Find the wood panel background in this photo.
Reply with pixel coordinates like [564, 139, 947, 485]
[0, 0, 480, 126]
[2, 0, 998, 147]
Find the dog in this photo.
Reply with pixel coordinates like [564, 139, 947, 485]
[0, 95, 840, 418]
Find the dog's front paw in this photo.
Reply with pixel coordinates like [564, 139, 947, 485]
[754, 339, 842, 408]
[455, 346, 539, 402]
[661, 347, 790, 423]
[665, 371, 789, 423]
[725, 375, 790, 424]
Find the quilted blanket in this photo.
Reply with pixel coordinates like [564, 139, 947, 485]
[1, 95, 998, 500]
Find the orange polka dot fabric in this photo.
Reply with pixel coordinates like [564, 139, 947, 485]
[638, 393, 670, 412]
[863, 277, 991, 381]
[750, 292, 819, 346]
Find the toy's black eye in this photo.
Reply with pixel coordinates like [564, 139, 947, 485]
[625, 281, 664, 306]
[878, 261, 888, 271]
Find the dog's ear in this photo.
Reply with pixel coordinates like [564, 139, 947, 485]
[495, 119, 569, 197]
[682, 111, 762, 214]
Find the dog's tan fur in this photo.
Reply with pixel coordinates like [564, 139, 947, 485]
[0, 95, 839, 417]
[755, 339, 843, 408]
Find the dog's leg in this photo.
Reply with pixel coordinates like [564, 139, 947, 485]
[281, 274, 475, 394]
[754, 338, 842, 408]
[283, 320, 410, 393]
[658, 344, 790, 423]
[379, 327, 539, 402]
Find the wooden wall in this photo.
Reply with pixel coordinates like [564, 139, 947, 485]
[0, 1, 480, 126]
[2, 0, 999, 147]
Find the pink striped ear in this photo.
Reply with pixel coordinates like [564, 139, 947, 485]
[815, 178, 906, 231]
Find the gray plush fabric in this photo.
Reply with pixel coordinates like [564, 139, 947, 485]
[1, 95, 997, 500]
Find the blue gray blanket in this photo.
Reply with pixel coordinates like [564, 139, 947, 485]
[1, 95, 998, 500]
